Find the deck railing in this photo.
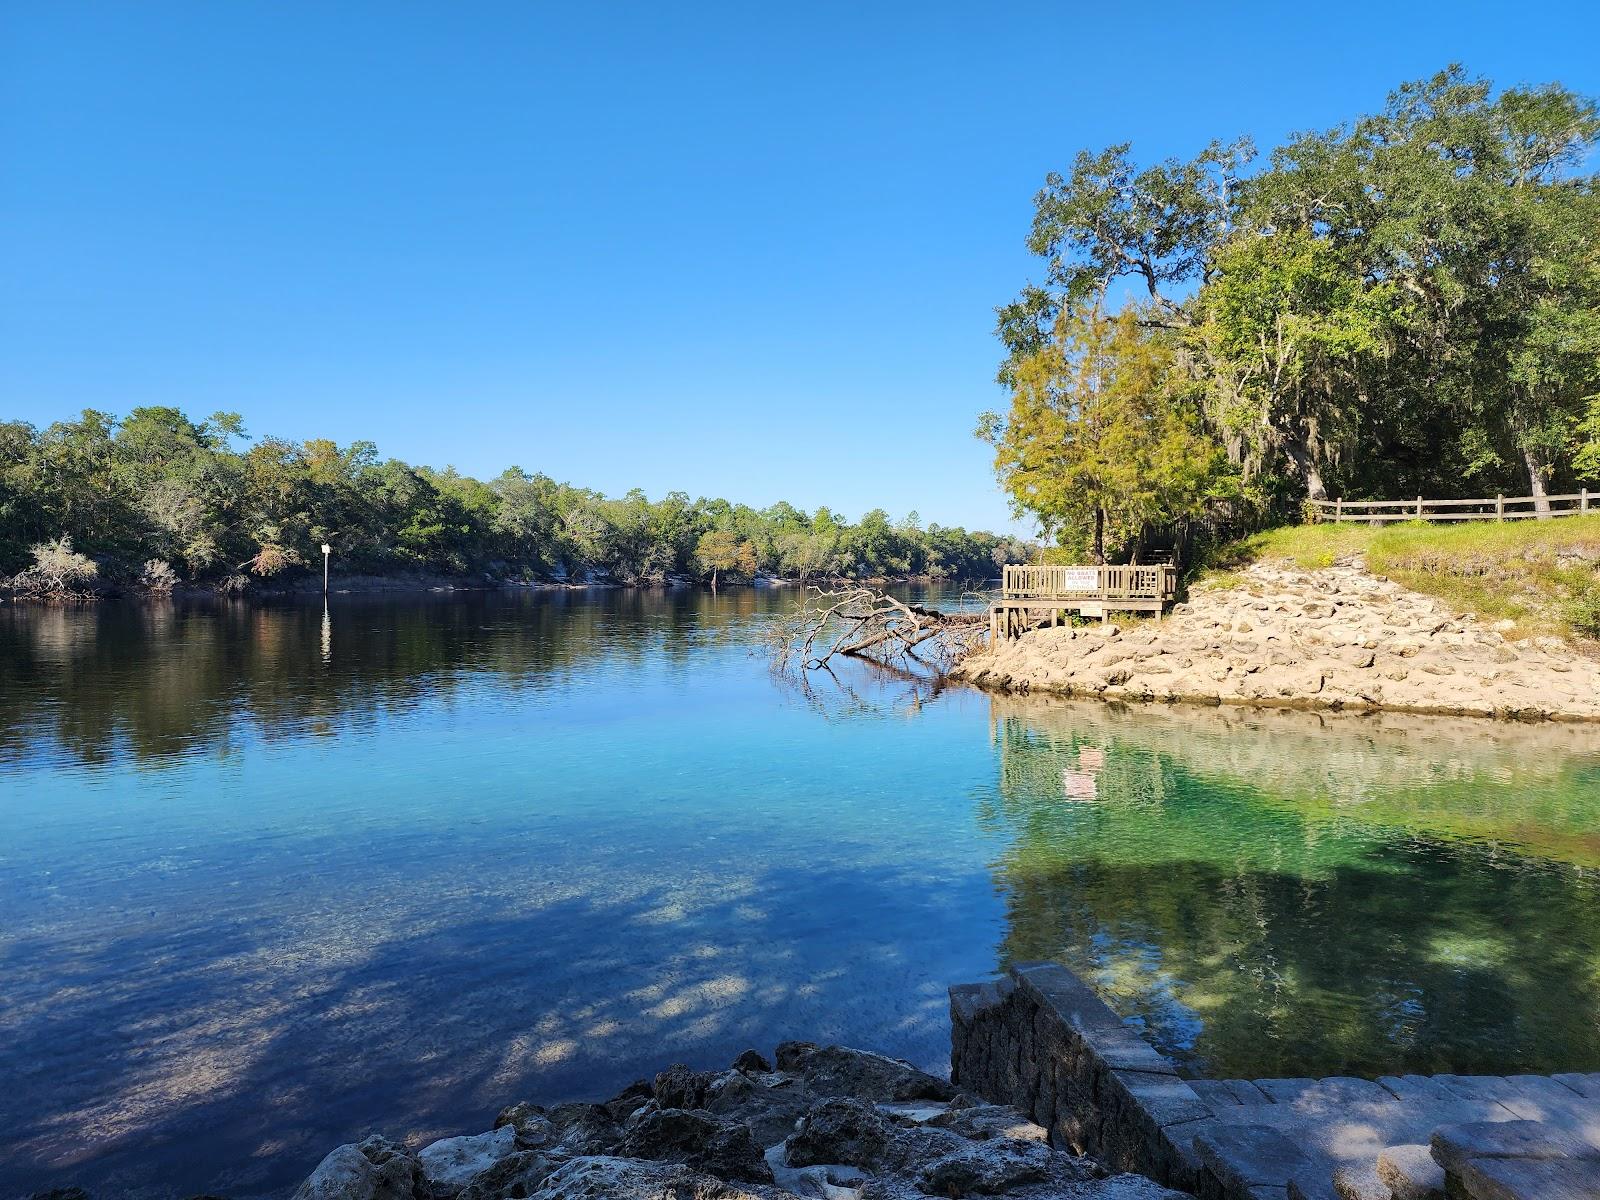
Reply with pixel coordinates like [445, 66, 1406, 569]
[1002, 563, 1177, 601]
[1310, 490, 1593, 524]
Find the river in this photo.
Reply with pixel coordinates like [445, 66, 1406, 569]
[3, 587, 1599, 1197]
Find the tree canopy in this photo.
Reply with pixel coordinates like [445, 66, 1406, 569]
[990, 66, 1600, 546]
[0, 406, 1032, 588]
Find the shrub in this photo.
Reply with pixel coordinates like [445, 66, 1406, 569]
[7, 536, 99, 598]
[1568, 578, 1600, 639]
[141, 559, 179, 591]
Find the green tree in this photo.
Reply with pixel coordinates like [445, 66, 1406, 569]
[981, 304, 1235, 562]
[695, 529, 757, 589]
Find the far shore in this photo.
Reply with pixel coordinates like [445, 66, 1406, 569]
[1, 571, 996, 604]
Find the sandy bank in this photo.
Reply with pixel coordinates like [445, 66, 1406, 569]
[954, 559, 1600, 721]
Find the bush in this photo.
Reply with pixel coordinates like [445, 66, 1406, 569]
[1568, 579, 1600, 639]
[6, 536, 100, 598]
[141, 559, 179, 591]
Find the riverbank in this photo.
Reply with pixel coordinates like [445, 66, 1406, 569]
[1, 571, 985, 603]
[955, 557, 1600, 720]
[219, 1043, 1183, 1200]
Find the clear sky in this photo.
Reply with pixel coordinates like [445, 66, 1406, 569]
[4, 2, 1598, 533]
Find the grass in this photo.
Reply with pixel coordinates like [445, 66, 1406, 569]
[1195, 514, 1600, 643]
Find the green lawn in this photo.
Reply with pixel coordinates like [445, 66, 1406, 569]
[1196, 515, 1600, 642]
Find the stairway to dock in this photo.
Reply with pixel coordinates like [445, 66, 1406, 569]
[950, 963, 1600, 1200]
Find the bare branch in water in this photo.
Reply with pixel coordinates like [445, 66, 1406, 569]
[768, 585, 989, 672]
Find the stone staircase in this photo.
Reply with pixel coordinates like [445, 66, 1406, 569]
[1188, 1071, 1600, 1198]
[949, 963, 1600, 1200]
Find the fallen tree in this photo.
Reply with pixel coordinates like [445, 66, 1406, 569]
[770, 585, 988, 671]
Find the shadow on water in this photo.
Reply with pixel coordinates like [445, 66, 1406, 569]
[5, 595, 1600, 1197]
[1, 859, 987, 1198]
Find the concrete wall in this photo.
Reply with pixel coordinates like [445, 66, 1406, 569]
[950, 961, 1215, 1195]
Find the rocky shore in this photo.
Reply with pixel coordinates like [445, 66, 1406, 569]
[955, 559, 1600, 721]
[64, 1043, 1185, 1200]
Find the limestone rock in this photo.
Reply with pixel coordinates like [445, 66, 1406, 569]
[494, 1102, 555, 1150]
[926, 1103, 1049, 1143]
[619, 1108, 774, 1184]
[292, 1136, 427, 1200]
[545, 1104, 623, 1156]
[784, 1098, 894, 1169]
[954, 556, 1600, 721]
[704, 1068, 818, 1147]
[733, 1049, 774, 1074]
[419, 1127, 518, 1195]
[457, 1151, 555, 1200]
[774, 1043, 955, 1102]
[913, 1137, 1057, 1194]
[528, 1156, 772, 1200]
[656, 1065, 719, 1111]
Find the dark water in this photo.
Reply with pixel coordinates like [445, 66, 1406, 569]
[3, 589, 1599, 1198]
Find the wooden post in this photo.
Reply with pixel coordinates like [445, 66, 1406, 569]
[1417, 496, 1424, 519]
[1583, 488, 1591, 516]
[1496, 494, 1504, 522]
[1334, 498, 1343, 522]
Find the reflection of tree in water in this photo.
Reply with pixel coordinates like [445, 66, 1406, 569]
[981, 696, 1600, 1080]
[0, 588, 787, 767]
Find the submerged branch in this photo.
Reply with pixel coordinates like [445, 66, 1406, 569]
[769, 585, 989, 672]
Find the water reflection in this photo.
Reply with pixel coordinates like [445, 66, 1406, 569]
[982, 696, 1600, 1080]
[0, 588, 1004, 1199]
[4, 594, 1600, 1198]
[0, 588, 789, 769]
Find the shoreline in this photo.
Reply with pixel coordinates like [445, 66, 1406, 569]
[1, 572, 986, 604]
[954, 558, 1600, 723]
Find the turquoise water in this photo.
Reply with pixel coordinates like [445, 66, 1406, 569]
[3, 589, 1600, 1198]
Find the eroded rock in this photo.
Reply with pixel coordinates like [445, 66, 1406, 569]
[419, 1127, 518, 1195]
[954, 557, 1600, 721]
[283, 1044, 1182, 1200]
[292, 1136, 427, 1200]
[494, 1102, 555, 1150]
[775, 1043, 955, 1103]
[529, 1156, 773, 1200]
[456, 1151, 555, 1200]
[619, 1108, 774, 1184]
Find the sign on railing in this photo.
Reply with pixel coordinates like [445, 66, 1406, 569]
[1002, 564, 1177, 601]
[1060, 567, 1098, 592]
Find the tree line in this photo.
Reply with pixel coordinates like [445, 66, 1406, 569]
[0, 406, 1031, 591]
[982, 67, 1600, 561]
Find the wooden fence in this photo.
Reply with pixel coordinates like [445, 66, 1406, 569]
[1311, 490, 1594, 524]
[1002, 563, 1177, 601]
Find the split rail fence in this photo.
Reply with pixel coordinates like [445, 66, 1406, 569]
[1311, 490, 1593, 524]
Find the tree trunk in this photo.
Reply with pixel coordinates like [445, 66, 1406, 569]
[1522, 446, 1552, 517]
[1092, 507, 1105, 565]
[711, 568, 719, 591]
[1284, 437, 1329, 502]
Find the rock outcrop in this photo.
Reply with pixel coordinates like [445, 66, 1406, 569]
[956, 559, 1600, 720]
[270, 1044, 1189, 1200]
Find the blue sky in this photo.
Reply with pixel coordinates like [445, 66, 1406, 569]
[4, 2, 1598, 534]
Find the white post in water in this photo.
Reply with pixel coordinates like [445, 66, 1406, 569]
[321, 543, 331, 593]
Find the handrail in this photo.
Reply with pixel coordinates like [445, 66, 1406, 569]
[1310, 490, 1592, 523]
[1002, 563, 1177, 601]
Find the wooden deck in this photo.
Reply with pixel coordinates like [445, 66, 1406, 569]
[990, 564, 1178, 640]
